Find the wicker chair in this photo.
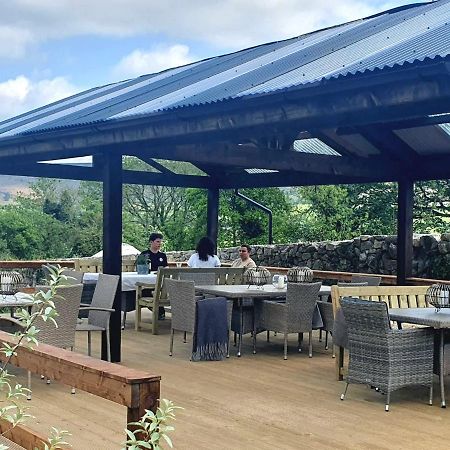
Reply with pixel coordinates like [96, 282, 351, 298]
[61, 269, 84, 284]
[351, 274, 382, 286]
[9, 284, 83, 399]
[260, 282, 322, 359]
[340, 297, 434, 411]
[318, 282, 368, 356]
[76, 273, 119, 362]
[165, 278, 232, 358]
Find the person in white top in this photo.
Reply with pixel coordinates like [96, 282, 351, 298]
[187, 236, 221, 268]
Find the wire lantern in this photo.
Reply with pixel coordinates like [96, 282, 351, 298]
[287, 266, 314, 283]
[425, 283, 450, 311]
[0, 271, 26, 298]
[243, 267, 271, 287]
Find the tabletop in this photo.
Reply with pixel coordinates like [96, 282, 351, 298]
[0, 292, 33, 308]
[83, 272, 157, 291]
[389, 307, 450, 328]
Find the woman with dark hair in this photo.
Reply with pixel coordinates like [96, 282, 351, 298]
[187, 236, 221, 268]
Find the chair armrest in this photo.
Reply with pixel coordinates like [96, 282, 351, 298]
[389, 327, 435, 346]
[80, 303, 90, 307]
[135, 282, 155, 288]
[79, 307, 115, 312]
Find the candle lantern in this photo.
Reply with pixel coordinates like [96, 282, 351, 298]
[243, 267, 271, 288]
[287, 266, 313, 283]
[425, 283, 450, 311]
[0, 271, 25, 297]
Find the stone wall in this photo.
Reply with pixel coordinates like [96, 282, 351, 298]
[167, 234, 450, 279]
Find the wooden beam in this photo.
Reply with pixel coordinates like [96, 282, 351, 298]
[127, 144, 399, 179]
[0, 330, 160, 415]
[397, 178, 414, 284]
[102, 153, 123, 362]
[0, 419, 49, 450]
[0, 161, 212, 188]
[207, 188, 219, 249]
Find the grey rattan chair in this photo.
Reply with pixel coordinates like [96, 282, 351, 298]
[76, 273, 119, 362]
[61, 269, 84, 284]
[178, 272, 216, 286]
[165, 278, 232, 358]
[29, 284, 83, 398]
[340, 297, 434, 411]
[351, 274, 382, 286]
[260, 282, 322, 359]
[318, 282, 368, 356]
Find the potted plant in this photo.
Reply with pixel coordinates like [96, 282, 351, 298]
[136, 254, 149, 275]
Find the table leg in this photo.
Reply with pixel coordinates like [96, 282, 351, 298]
[252, 301, 256, 354]
[238, 299, 243, 357]
[440, 329, 446, 408]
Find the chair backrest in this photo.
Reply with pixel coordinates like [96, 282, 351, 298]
[286, 282, 322, 330]
[61, 269, 84, 284]
[35, 284, 83, 349]
[89, 273, 120, 328]
[351, 274, 382, 286]
[340, 297, 391, 344]
[178, 272, 216, 286]
[337, 282, 368, 287]
[165, 278, 196, 333]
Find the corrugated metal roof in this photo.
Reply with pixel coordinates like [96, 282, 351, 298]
[293, 138, 341, 156]
[0, 0, 449, 139]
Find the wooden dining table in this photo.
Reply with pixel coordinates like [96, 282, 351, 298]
[195, 284, 331, 356]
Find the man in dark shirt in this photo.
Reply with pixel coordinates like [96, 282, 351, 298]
[137, 232, 168, 319]
[139, 232, 168, 271]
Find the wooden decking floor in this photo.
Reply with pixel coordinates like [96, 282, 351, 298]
[9, 310, 450, 450]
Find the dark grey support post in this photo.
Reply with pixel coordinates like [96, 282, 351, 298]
[102, 152, 123, 362]
[207, 188, 219, 251]
[397, 179, 414, 285]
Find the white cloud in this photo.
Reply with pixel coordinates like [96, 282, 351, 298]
[0, 1, 423, 58]
[0, 76, 80, 121]
[113, 44, 195, 78]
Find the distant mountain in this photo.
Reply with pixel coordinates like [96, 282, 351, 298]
[0, 175, 79, 204]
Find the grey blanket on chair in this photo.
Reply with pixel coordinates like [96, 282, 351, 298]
[192, 297, 228, 361]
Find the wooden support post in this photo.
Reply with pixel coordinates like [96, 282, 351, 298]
[207, 187, 219, 251]
[397, 179, 414, 285]
[102, 152, 123, 362]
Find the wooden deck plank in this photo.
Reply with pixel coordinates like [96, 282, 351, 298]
[5, 310, 449, 449]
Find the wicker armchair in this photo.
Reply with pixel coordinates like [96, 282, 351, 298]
[76, 273, 119, 362]
[165, 278, 232, 358]
[340, 297, 434, 411]
[11, 284, 83, 399]
[318, 282, 368, 356]
[260, 282, 322, 359]
[61, 269, 84, 284]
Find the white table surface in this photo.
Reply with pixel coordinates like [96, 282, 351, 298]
[83, 272, 157, 291]
[0, 292, 33, 307]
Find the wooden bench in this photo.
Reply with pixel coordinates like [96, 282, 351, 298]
[0, 330, 160, 449]
[331, 284, 429, 380]
[135, 267, 245, 334]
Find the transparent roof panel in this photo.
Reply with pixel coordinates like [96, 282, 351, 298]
[245, 168, 279, 174]
[293, 138, 341, 156]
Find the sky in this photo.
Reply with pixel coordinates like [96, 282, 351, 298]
[0, 0, 427, 122]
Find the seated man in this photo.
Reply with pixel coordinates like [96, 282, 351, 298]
[137, 232, 168, 320]
[231, 244, 256, 269]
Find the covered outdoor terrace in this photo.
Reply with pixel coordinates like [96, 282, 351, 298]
[10, 310, 449, 449]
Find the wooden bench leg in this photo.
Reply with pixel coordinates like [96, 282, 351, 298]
[135, 302, 142, 331]
[152, 300, 159, 335]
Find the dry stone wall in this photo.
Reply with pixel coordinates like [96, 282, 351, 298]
[167, 234, 450, 279]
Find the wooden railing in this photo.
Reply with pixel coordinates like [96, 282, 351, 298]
[1, 260, 447, 286]
[0, 331, 160, 450]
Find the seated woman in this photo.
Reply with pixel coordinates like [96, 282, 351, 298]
[187, 237, 221, 268]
